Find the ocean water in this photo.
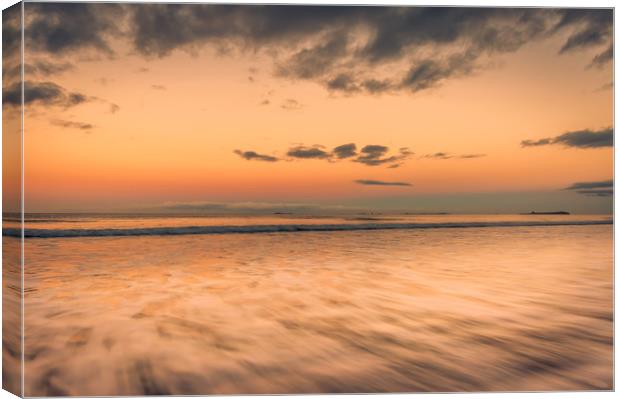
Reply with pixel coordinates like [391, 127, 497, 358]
[2, 214, 614, 395]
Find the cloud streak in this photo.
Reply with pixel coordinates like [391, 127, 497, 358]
[50, 119, 94, 130]
[575, 189, 613, 197]
[281, 98, 303, 110]
[564, 179, 612, 190]
[564, 179, 613, 197]
[355, 179, 412, 187]
[3, 81, 91, 108]
[423, 152, 487, 159]
[521, 127, 613, 149]
[234, 150, 279, 162]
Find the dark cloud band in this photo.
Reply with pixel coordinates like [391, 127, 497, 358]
[14, 4, 613, 96]
[355, 179, 412, 187]
[3, 80, 91, 108]
[521, 128, 613, 149]
[234, 150, 279, 162]
[564, 179, 613, 197]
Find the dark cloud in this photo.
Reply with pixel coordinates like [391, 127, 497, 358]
[287, 146, 330, 159]
[355, 179, 412, 187]
[521, 127, 613, 149]
[333, 143, 357, 159]
[327, 73, 361, 93]
[129, 4, 357, 57]
[400, 51, 478, 92]
[236, 142, 411, 166]
[326, 74, 396, 95]
[4, 60, 75, 80]
[564, 179, 612, 190]
[555, 9, 613, 54]
[234, 149, 279, 162]
[25, 3, 124, 55]
[589, 44, 613, 68]
[564, 179, 613, 197]
[151, 84, 166, 90]
[27, 61, 74, 77]
[2, 3, 22, 54]
[281, 98, 303, 110]
[260, 99, 271, 106]
[278, 34, 349, 80]
[357, 144, 386, 158]
[20, 5, 613, 94]
[355, 146, 413, 166]
[363, 78, 393, 94]
[3, 81, 91, 108]
[521, 138, 553, 147]
[50, 119, 94, 130]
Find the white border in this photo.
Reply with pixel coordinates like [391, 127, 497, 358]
[0, 1, 616, 399]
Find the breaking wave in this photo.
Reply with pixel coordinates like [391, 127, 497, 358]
[3, 219, 612, 238]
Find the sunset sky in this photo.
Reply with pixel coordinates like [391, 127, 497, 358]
[2, 3, 613, 214]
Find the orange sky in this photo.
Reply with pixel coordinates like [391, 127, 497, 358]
[3, 4, 613, 213]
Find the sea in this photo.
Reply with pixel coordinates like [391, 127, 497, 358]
[1, 213, 614, 395]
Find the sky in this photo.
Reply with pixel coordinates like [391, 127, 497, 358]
[2, 3, 614, 214]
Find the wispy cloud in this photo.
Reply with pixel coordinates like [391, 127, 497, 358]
[422, 152, 486, 159]
[156, 200, 358, 214]
[459, 153, 486, 159]
[564, 179, 613, 197]
[3, 60, 75, 80]
[564, 179, 613, 190]
[234, 149, 279, 162]
[281, 98, 303, 110]
[50, 119, 94, 130]
[521, 127, 613, 149]
[575, 189, 613, 197]
[355, 179, 412, 187]
[108, 103, 120, 113]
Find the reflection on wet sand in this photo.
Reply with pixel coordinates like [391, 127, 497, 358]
[24, 225, 612, 395]
[3, 238, 22, 394]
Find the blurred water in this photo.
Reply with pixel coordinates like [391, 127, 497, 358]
[16, 221, 613, 395]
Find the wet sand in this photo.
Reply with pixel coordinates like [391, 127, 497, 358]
[17, 224, 613, 395]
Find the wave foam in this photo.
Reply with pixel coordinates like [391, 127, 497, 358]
[2, 220, 612, 238]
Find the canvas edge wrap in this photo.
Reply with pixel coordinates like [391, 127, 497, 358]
[2, 1, 24, 397]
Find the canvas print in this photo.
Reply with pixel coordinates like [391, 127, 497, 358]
[1, 1, 614, 396]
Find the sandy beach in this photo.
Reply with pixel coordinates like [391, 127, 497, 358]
[9, 216, 612, 395]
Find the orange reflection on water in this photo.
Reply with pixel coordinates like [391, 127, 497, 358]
[22, 224, 612, 395]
